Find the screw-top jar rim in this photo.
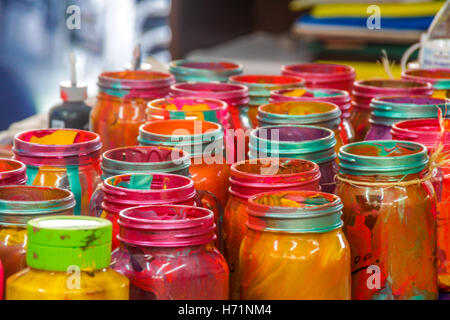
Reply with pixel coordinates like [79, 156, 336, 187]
[0, 158, 27, 185]
[98, 70, 175, 90]
[402, 68, 450, 89]
[229, 74, 305, 96]
[281, 63, 356, 83]
[118, 205, 216, 247]
[170, 82, 249, 101]
[247, 190, 343, 233]
[169, 59, 243, 82]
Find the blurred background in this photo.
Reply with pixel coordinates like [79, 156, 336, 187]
[0, 0, 445, 129]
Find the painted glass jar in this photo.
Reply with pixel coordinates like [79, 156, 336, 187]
[6, 216, 129, 300]
[13, 129, 102, 216]
[112, 205, 229, 300]
[101, 173, 198, 250]
[402, 68, 450, 99]
[281, 63, 356, 94]
[257, 101, 343, 154]
[169, 59, 242, 83]
[366, 96, 450, 140]
[270, 88, 354, 144]
[391, 119, 450, 292]
[0, 159, 27, 186]
[249, 125, 337, 193]
[139, 120, 231, 239]
[224, 158, 321, 299]
[91, 70, 175, 152]
[351, 79, 433, 141]
[0, 186, 75, 297]
[229, 74, 305, 129]
[0, 259, 3, 300]
[240, 190, 351, 300]
[89, 145, 191, 217]
[336, 140, 438, 300]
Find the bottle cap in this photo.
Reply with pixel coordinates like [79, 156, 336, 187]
[60, 80, 88, 102]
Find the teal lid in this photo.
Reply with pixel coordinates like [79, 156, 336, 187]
[338, 140, 428, 176]
[249, 125, 336, 164]
[247, 191, 343, 233]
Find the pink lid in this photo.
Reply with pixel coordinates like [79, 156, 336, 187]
[118, 205, 215, 247]
[281, 63, 356, 84]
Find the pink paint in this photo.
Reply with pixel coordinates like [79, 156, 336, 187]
[281, 63, 356, 94]
[0, 159, 27, 186]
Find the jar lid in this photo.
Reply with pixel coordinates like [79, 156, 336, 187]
[229, 74, 304, 98]
[257, 101, 341, 128]
[370, 95, 450, 126]
[249, 125, 336, 164]
[169, 59, 243, 83]
[339, 140, 428, 176]
[402, 68, 450, 90]
[118, 205, 215, 247]
[247, 191, 343, 233]
[60, 80, 88, 102]
[281, 63, 356, 83]
[0, 158, 27, 185]
[101, 146, 191, 179]
[26, 216, 112, 271]
[170, 82, 249, 103]
[0, 186, 75, 226]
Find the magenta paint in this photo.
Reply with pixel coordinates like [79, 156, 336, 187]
[281, 63, 356, 94]
[0, 159, 27, 186]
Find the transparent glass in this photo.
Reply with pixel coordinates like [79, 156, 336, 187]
[6, 267, 128, 300]
[0, 226, 26, 291]
[240, 228, 351, 300]
[350, 107, 372, 142]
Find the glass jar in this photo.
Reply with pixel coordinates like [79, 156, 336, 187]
[391, 119, 450, 292]
[257, 101, 343, 154]
[240, 190, 351, 300]
[0, 159, 27, 186]
[89, 146, 190, 217]
[91, 70, 175, 152]
[336, 140, 438, 300]
[139, 119, 231, 240]
[229, 74, 305, 129]
[0, 259, 3, 300]
[281, 63, 356, 94]
[13, 129, 102, 216]
[101, 173, 198, 250]
[112, 205, 229, 300]
[270, 88, 354, 144]
[366, 96, 449, 140]
[351, 79, 433, 141]
[249, 125, 338, 193]
[402, 68, 450, 99]
[6, 216, 129, 300]
[0, 186, 75, 297]
[169, 59, 242, 83]
[224, 158, 321, 299]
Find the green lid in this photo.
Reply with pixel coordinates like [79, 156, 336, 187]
[26, 216, 112, 271]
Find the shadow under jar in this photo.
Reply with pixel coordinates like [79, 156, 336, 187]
[0, 186, 75, 297]
[169, 59, 243, 83]
[351, 79, 433, 142]
[240, 190, 351, 300]
[336, 140, 438, 300]
[90, 70, 175, 152]
[112, 205, 229, 300]
[249, 125, 338, 193]
[89, 145, 191, 217]
[224, 158, 321, 300]
[13, 129, 102, 216]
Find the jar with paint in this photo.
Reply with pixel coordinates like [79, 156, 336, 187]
[224, 158, 321, 299]
[89, 145, 191, 217]
[402, 68, 450, 99]
[0, 259, 3, 300]
[365, 96, 450, 140]
[91, 70, 175, 152]
[240, 190, 351, 300]
[229, 74, 305, 129]
[139, 119, 230, 234]
[257, 101, 343, 154]
[6, 216, 129, 300]
[13, 129, 102, 216]
[351, 79, 433, 141]
[281, 63, 356, 94]
[169, 59, 243, 83]
[0, 159, 27, 186]
[270, 88, 354, 143]
[0, 186, 75, 297]
[112, 205, 229, 300]
[336, 140, 438, 300]
[391, 119, 450, 292]
[101, 173, 198, 250]
[249, 125, 337, 193]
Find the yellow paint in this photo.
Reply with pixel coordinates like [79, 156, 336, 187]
[317, 60, 402, 80]
[29, 131, 78, 145]
[282, 89, 307, 97]
[164, 103, 212, 111]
